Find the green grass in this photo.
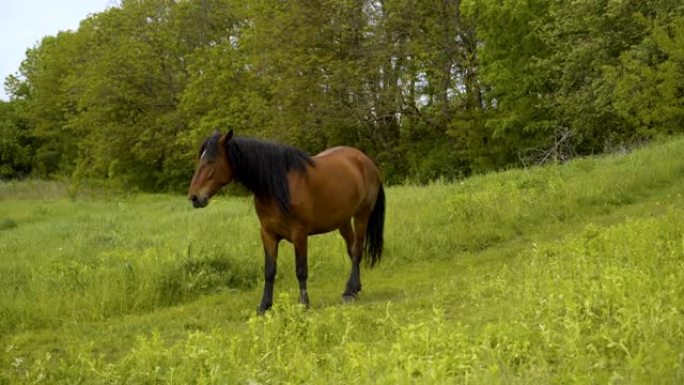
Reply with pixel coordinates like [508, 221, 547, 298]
[1, 137, 684, 383]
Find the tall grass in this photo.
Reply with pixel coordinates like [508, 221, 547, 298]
[389, 137, 684, 260]
[0, 196, 262, 333]
[10, 213, 682, 384]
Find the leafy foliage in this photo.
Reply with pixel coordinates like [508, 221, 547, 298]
[2, 0, 683, 188]
[0, 101, 31, 178]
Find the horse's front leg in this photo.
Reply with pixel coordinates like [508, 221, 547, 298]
[293, 233, 310, 308]
[258, 228, 279, 314]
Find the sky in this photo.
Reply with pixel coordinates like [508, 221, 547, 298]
[0, 0, 115, 101]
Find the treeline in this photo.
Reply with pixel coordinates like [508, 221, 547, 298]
[1, 0, 683, 190]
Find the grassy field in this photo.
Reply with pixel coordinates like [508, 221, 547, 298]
[1, 138, 684, 384]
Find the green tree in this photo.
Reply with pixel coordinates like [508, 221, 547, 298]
[65, 1, 184, 189]
[3, 0, 682, 189]
[610, 14, 684, 139]
[464, 0, 682, 164]
[0, 100, 31, 178]
[179, 0, 262, 137]
[462, 0, 558, 165]
[11, 31, 85, 176]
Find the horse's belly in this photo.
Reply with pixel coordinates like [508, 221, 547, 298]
[289, 187, 355, 235]
[307, 224, 340, 236]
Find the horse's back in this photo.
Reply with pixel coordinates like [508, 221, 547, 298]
[312, 146, 380, 198]
[288, 146, 380, 235]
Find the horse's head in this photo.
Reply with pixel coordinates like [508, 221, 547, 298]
[188, 130, 234, 208]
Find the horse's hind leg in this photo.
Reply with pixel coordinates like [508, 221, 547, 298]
[293, 232, 310, 308]
[340, 219, 362, 300]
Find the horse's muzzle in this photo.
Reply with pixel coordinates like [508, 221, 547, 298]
[189, 194, 208, 208]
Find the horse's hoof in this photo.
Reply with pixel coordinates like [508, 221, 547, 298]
[342, 294, 357, 303]
[257, 305, 271, 315]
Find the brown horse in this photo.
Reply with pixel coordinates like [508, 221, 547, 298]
[188, 130, 385, 313]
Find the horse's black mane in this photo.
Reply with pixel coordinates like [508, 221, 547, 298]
[203, 133, 314, 212]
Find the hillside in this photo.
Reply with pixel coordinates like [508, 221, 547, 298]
[1, 137, 683, 384]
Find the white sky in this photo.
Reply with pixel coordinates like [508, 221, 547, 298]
[0, 0, 115, 101]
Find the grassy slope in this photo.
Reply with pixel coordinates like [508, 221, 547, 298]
[1, 138, 683, 383]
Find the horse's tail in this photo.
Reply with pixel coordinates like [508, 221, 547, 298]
[365, 184, 385, 268]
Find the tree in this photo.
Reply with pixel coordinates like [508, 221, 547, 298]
[0, 101, 31, 178]
[3, 0, 682, 189]
[12, 31, 85, 176]
[610, 14, 684, 139]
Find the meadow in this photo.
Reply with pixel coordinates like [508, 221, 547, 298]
[1, 138, 683, 384]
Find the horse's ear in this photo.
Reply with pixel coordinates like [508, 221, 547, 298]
[219, 129, 234, 146]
